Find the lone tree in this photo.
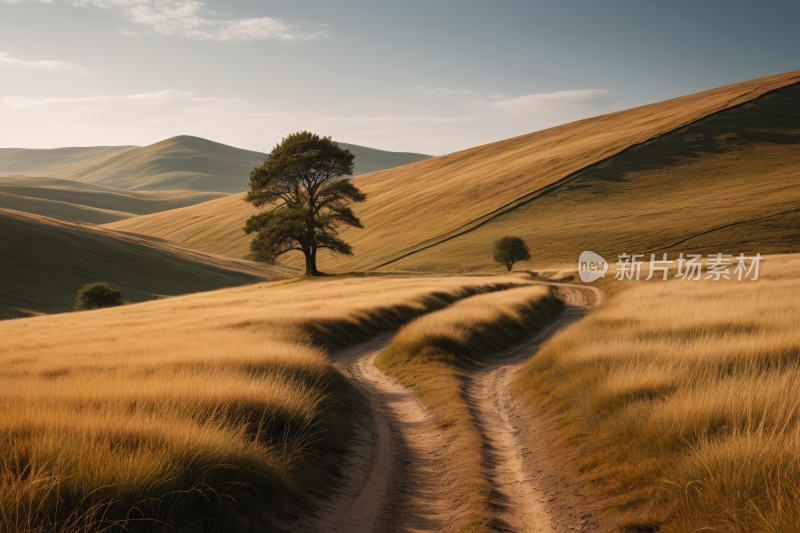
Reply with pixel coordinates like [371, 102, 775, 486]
[244, 132, 367, 276]
[493, 236, 531, 271]
[75, 282, 123, 310]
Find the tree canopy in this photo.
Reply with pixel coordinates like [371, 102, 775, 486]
[74, 282, 123, 310]
[492, 236, 531, 271]
[244, 131, 367, 275]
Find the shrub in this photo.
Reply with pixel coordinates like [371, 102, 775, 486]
[74, 282, 123, 310]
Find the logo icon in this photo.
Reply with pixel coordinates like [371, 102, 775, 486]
[578, 251, 608, 282]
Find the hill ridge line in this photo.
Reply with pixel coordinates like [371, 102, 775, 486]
[365, 79, 800, 271]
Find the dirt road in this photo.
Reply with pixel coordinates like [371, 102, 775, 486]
[466, 285, 603, 533]
[281, 283, 601, 533]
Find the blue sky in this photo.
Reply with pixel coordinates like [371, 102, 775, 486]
[1, 0, 797, 154]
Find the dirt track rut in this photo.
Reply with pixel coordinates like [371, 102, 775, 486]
[280, 282, 602, 533]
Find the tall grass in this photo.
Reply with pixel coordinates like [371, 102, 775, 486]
[0, 274, 517, 532]
[375, 285, 563, 532]
[513, 254, 800, 532]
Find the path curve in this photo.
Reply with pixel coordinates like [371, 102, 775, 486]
[279, 282, 603, 533]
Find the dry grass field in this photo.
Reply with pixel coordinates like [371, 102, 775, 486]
[0, 274, 510, 532]
[513, 254, 800, 532]
[375, 285, 562, 532]
[106, 71, 800, 272]
[390, 83, 800, 272]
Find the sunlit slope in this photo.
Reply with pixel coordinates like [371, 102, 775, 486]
[0, 176, 226, 223]
[0, 209, 295, 316]
[107, 193, 256, 258]
[388, 81, 800, 271]
[108, 71, 800, 269]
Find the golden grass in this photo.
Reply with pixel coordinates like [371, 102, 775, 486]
[106, 71, 800, 272]
[0, 274, 515, 531]
[375, 285, 563, 532]
[512, 254, 800, 532]
[391, 133, 800, 273]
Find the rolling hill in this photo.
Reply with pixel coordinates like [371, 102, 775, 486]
[0, 145, 135, 177]
[0, 176, 226, 224]
[0, 138, 432, 224]
[0, 208, 296, 317]
[107, 70, 800, 272]
[0, 137, 432, 193]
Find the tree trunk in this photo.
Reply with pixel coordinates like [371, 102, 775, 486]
[306, 246, 320, 276]
[507, 261, 513, 271]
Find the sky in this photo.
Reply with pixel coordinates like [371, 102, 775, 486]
[0, 0, 798, 155]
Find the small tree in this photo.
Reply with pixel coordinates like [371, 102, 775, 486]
[493, 236, 531, 271]
[244, 131, 367, 276]
[75, 282, 123, 310]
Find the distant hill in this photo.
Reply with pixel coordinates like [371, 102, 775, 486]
[0, 145, 135, 177]
[107, 70, 800, 272]
[0, 137, 432, 193]
[0, 208, 297, 317]
[0, 138, 432, 223]
[0, 176, 226, 224]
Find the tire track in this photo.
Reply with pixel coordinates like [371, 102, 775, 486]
[277, 282, 603, 532]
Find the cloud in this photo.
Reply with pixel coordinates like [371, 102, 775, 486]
[6, 0, 322, 42]
[416, 87, 480, 96]
[488, 89, 615, 115]
[0, 52, 89, 75]
[117, 27, 138, 36]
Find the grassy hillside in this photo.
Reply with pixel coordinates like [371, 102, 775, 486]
[106, 71, 800, 270]
[0, 208, 295, 317]
[0, 176, 226, 224]
[513, 254, 800, 531]
[389, 80, 800, 271]
[0, 275, 514, 531]
[0, 191, 134, 224]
